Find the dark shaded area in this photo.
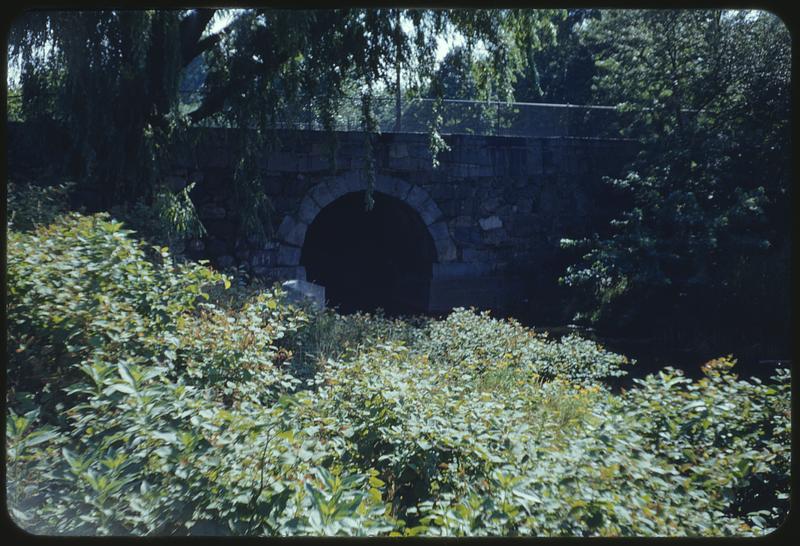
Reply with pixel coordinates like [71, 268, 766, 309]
[301, 191, 436, 315]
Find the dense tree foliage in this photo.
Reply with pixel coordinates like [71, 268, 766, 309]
[9, 12, 203, 202]
[513, 9, 599, 104]
[8, 9, 559, 231]
[559, 10, 791, 353]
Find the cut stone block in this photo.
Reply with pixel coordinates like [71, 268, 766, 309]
[277, 245, 301, 266]
[389, 177, 413, 200]
[309, 182, 336, 209]
[297, 196, 320, 224]
[418, 199, 443, 225]
[276, 216, 307, 246]
[281, 279, 325, 310]
[405, 185, 430, 210]
[479, 215, 503, 231]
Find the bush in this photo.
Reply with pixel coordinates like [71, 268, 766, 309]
[311, 343, 789, 536]
[419, 308, 631, 385]
[6, 180, 74, 231]
[7, 213, 312, 403]
[6, 212, 395, 535]
[283, 308, 426, 382]
[6, 211, 791, 537]
[108, 182, 206, 253]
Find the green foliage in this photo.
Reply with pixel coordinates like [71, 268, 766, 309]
[109, 182, 207, 252]
[152, 182, 206, 240]
[8, 11, 187, 206]
[619, 358, 790, 533]
[422, 309, 630, 385]
[8, 9, 562, 225]
[560, 10, 790, 347]
[284, 308, 425, 381]
[6, 212, 304, 411]
[6, 181, 75, 231]
[514, 9, 598, 104]
[7, 87, 25, 122]
[6, 212, 791, 536]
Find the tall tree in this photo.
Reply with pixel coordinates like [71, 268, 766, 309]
[8, 10, 219, 205]
[8, 9, 560, 235]
[513, 9, 599, 104]
[560, 10, 791, 354]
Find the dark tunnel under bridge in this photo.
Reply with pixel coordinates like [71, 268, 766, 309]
[300, 191, 437, 315]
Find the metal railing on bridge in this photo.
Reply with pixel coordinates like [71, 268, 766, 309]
[190, 95, 635, 139]
[9, 90, 640, 138]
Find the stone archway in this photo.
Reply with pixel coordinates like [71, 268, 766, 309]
[274, 173, 456, 270]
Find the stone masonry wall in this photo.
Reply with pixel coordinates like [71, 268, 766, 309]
[7, 122, 637, 317]
[172, 128, 637, 315]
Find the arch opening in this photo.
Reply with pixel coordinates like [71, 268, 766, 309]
[300, 191, 436, 314]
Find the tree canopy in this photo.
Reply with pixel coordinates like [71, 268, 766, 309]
[559, 10, 790, 349]
[8, 9, 560, 219]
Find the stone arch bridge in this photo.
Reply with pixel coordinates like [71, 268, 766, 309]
[7, 120, 637, 319]
[181, 128, 637, 318]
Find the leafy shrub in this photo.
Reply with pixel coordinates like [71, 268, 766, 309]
[420, 308, 631, 385]
[108, 183, 206, 254]
[5, 212, 790, 537]
[6, 180, 74, 231]
[7, 212, 317, 408]
[6, 364, 396, 535]
[617, 359, 791, 533]
[6, 212, 395, 535]
[311, 343, 789, 536]
[283, 308, 426, 383]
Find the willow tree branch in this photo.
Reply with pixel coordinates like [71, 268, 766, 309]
[179, 9, 218, 66]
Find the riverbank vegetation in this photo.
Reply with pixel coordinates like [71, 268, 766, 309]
[6, 204, 790, 536]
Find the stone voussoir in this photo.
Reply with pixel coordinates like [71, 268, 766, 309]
[297, 196, 320, 224]
[418, 199, 443, 225]
[276, 215, 308, 247]
[405, 185, 430, 210]
[309, 182, 337, 209]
